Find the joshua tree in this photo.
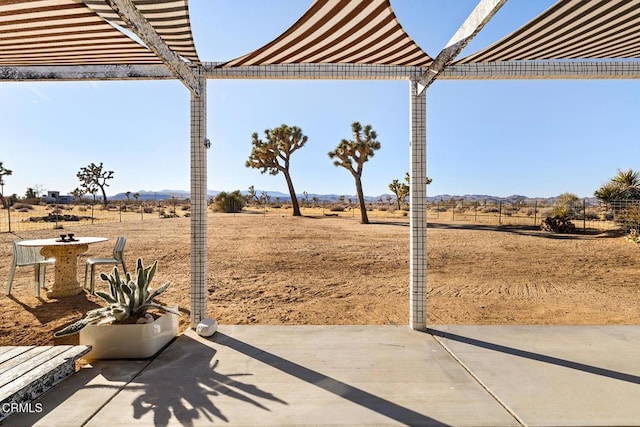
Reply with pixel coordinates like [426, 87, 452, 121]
[76, 162, 114, 207]
[246, 124, 307, 216]
[389, 179, 409, 210]
[328, 122, 380, 224]
[70, 187, 85, 202]
[247, 185, 261, 205]
[0, 162, 12, 208]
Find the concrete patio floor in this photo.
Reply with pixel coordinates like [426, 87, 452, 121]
[3, 325, 640, 426]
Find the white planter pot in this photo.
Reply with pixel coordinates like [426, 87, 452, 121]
[79, 307, 179, 359]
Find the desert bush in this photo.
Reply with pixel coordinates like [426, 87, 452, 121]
[600, 212, 614, 221]
[214, 190, 244, 213]
[13, 203, 33, 210]
[329, 205, 346, 212]
[143, 207, 154, 214]
[181, 204, 190, 211]
[377, 206, 388, 211]
[481, 206, 499, 213]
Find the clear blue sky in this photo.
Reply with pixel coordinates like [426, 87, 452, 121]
[2, 0, 639, 199]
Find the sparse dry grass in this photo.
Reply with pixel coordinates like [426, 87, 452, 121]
[1, 211, 639, 347]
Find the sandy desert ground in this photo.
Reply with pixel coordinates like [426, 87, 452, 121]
[1, 212, 639, 346]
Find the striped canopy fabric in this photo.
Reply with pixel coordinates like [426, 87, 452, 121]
[222, 0, 433, 68]
[458, 0, 640, 63]
[84, 0, 199, 63]
[0, 0, 199, 66]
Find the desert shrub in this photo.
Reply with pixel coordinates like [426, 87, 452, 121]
[160, 210, 179, 218]
[78, 206, 88, 212]
[601, 212, 614, 221]
[13, 203, 33, 210]
[181, 204, 190, 211]
[377, 206, 388, 211]
[143, 206, 154, 214]
[329, 205, 346, 212]
[481, 206, 499, 213]
[214, 190, 245, 213]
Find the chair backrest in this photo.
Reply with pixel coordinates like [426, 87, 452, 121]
[112, 236, 127, 261]
[12, 240, 45, 266]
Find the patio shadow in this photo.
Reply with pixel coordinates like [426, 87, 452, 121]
[429, 328, 640, 385]
[215, 332, 447, 426]
[116, 333, 288, 426]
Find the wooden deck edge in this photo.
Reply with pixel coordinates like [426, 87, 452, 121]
[0, 345, 91, 422]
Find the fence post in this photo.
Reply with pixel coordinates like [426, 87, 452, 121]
[583, 199, 587, 230]
[533, 200, 538, 226]
[451, 200, 455, 221]
[474, 202, 478, 222]
[7, 204, 11, 233]
[499, 201, 503, 225]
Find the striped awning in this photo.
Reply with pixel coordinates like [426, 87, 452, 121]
[84, 0, 199, 63]
[0, 0, 199, 66]
[458, 0, 640, 63]
[222, 0, 432, 68]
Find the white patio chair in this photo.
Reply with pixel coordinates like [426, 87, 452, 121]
[6, 240, 55, 297]
[84, 236, 127, 294]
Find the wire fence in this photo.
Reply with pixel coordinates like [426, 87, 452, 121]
[0, 199, 191, 233]
[423, 199, 616, 230]
[0, 198, 628, 233]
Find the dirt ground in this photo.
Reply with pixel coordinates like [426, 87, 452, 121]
[1, 212, 639, 346]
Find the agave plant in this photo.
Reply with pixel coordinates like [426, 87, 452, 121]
[54, 258, 178, 337]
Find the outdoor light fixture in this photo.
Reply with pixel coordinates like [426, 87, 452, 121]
[204, 138, 211, 149]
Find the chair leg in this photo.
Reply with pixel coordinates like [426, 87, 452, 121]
[34, 265, 41, 298]
[121, 260, 127, 275]
[90, 265, 96, 295]
[6, 264, 16, 295]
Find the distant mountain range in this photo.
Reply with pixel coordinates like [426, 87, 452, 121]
[109, 190, 599, 205]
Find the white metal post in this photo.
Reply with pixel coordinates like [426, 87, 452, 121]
[190, 69, 208, 328]
[409, 79, 427, 331]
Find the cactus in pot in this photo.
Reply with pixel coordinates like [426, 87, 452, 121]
[54, 258, 179, 337]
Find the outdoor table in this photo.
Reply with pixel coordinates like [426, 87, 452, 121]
[16, 237, 108, 298]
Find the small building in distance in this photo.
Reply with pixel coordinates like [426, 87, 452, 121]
[42, 191, 73, 204]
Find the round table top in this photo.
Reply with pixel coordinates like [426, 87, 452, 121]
[16, 237, 109, 247]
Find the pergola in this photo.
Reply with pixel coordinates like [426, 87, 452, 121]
[3, 0, 640, 331]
